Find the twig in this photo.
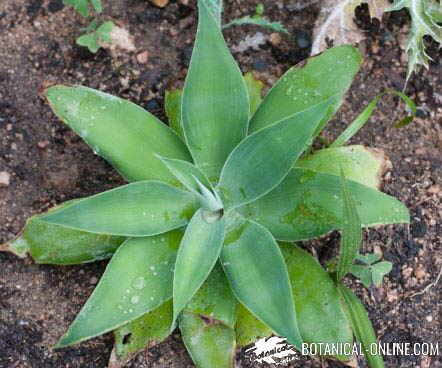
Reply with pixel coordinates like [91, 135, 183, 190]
[408, 266, 442, 298]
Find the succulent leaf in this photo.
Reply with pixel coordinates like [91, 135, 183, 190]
[157, 156, 222, 211]
[330, 90, 416, 148]
[235, 303, 272, 347]
[45, 86, 191, 184]
[181, 0, 249, 180]
[184, 263, 237, 328]
[338, 285, 385, 367]
[110, 300, 173, 367]
[240, 168, 409, 241]
[165, 89, 184, 139]
[221, 218, 303, 349]
[39, 181, 199, 237]
[179, 311, 236, 368]
[296, 145, 388, 189]
[249, 46, 362, 135]
[56, 233, 182, 348]
[172, 209, 225, 327]
[218, 99, 336, 211]
[243, 72, 264, 117]
[336, 169, 362, 282]
[281, 243, 353, 361]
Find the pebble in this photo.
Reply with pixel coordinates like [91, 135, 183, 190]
[295, 30, 311, 49]
[150, 0, 169, 8]
[414, 267, 426, 280]
[427, 185, 440, 195]
[90, 277, 98, 285]
[136, 51, 149, 64]
[37, 140, 49, 149]
[425, 315, 433, 322]
[270, 33, 282, 46]
[0, 171, 11, 186]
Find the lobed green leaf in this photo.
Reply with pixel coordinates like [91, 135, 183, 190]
[249, 45, 362, 134]
[181, 0, 249, 180]
[221, 218, 303, 349]
[46, 86, 191, 184]
[239, 168, 409, 241]
[56, 233, 181, 348]
[40, 181, 199, 237]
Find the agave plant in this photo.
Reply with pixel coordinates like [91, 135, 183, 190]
[4, 0, 412, 367]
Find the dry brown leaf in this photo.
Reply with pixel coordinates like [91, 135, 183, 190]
[311, 0, 389, 55]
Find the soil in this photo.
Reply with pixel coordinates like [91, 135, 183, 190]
[0, 0, 441, 367]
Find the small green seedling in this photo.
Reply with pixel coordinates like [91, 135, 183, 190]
[64, 0, 115, 53]
[351, 253, 393, 288]
[3, 1, 414, 367]
[224, 3, 289, 34]
[76, 20, 114, 53]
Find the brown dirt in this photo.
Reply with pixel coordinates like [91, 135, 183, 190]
[0, 1, 441, 367]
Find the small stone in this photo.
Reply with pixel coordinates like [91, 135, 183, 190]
[47, 0, 64, 13]
[414, 267, 426, 280]
[425, 315, 433, 322]
[90, 277, 98, 285]
[149, 0, 169, 8]
[252, 59, 268, 71]
[6, 124, 12, 131]
[0, 171, 11, 186]
[270, 33, 282, 46]
[37, 140, 49, 149]
[136, 51, 149, 64]
[427, 185, 440, 195]
[295, 30, 311, 49]
[374, 245, 383, 258]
